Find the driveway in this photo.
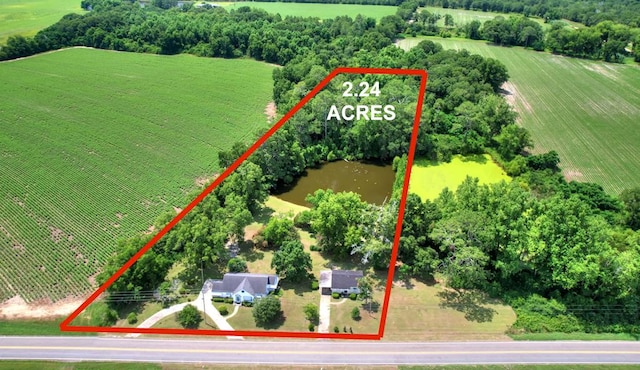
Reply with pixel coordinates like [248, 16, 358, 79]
[318, 294, 331, 333]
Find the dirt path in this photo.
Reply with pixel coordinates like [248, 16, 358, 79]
[0, 295, 85, 319]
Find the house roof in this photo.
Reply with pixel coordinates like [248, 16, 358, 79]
[214, 273, 278, 296]
[330, 270, 363, 290]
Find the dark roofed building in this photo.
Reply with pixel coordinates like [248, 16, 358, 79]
[319, 269, 363, 296]
[208, 273, 278, 304]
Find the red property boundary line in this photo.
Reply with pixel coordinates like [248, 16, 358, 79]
[61, 67, 428, 340]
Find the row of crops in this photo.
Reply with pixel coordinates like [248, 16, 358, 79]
[0, 48, 275, 303]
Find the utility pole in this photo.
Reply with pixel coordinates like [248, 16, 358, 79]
[201, 257, 207, 326]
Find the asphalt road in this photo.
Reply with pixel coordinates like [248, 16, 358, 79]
[2, 337, 640, 365]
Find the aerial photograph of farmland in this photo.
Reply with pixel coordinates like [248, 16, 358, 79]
[0, 0, 639, 367]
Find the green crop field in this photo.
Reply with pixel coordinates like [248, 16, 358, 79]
[399, 37, 640, 195]
[409, 154, 511, 201]
[0, 47, 275, 304]
[0, 0, 83, 45]
[419, 6, 578, 29]
[216, 1, 397, 20]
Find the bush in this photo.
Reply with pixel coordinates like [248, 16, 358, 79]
[212, 297, 225, 303]
[308, 323, 315, 332]
[293, 210, 313, 230]
[227, 257, 247, 273]
[303, 303, 319, 325]
[333, 326, 340, 333]
[242, 300, 253, 307]
[309, 244, 321, 252]
[311, 280, 319, 290]
[224, 297, 234, 304]
[349, 293, 357, 300]
[332, 292, 340, 299]
[252, 296, 281, 327]
[177, 304, 202, 329]
[218, 305, 229, 316]
[127, 312, 138, 325]
[351, 307, 361, 320]
[89, 302, 118, 327]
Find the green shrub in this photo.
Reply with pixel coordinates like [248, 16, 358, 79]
[333, 326, 340, 333]
[227, 257, 247, 273]
[308, 323, 315, 332]
[177, 304, 202, 329]
[242, 301, 253, 307]
[127, 312, 138, 325]
[212, 297, 225, 303]
[224, 297, 234, 304]
[309, 244, 321, 252]
[332, 292, 340, 299]
[351, 307, 361, 320]
[218, 305, 229, 316]
[311, 280, 319, 290]
[294, 210, 313, 230]
[303, 303, 319, 325]
[349, 293, 357, 300]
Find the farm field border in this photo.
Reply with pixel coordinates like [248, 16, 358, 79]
[215, 1, 397, 19]
[0, 48, 275, 308]
[398, 37, 640, 195]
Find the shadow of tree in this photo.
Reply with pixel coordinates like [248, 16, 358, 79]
[280, 278, 313, 296]
[259, 313, 285, 330]
[437, 289, 497, 323]
[238, 240, 264, 262]
[254, 206, 275, 224]
[361, 300, 380, 316]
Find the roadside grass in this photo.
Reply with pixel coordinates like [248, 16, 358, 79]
[398, 37, 640, 195]
[409, 154, 511, 201]
[216, 1, 397, 20]
[0, 318, 95, 336]
[0, 0, 83, 44]
[0, 362, 162, 370]
[265, 196, 309, 217]
[401, 366, 640, 370]
[510, 332, 640, 341]
[383, 278, 516, 341]
[0, 48, 274, 304]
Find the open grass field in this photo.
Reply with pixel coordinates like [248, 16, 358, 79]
[384, 279, 516, 341]
[399, 37, 640, 195]
[217, 1, 397, 20]
[0, 0, 83, 45]
[408, 154, 511, 201]
[421, 6, 543, 28]
[0, 47, 275, 305]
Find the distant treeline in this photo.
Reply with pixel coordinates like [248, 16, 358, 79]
[397, 0, 640, 63]
[421, 0, 640, 27]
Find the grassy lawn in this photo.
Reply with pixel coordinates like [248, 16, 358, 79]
[217, 1, 397, 20]
[409, 154, 511, 201]
[330, 295, 381, 335]
[0, 48, 274, 304]
[383, 279, 516, 341]
[0, 0, 83, 45]
[399, 37, 640, 195]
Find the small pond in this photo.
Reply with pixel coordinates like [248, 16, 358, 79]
[273, 160, 395, 206]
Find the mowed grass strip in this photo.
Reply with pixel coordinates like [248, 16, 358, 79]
[399, 37, 640, 195]
[0, 48, 274, 303]
[409, 154, 511, 201]
[217, 1, 397, 20]
[0, 0, 83, 45]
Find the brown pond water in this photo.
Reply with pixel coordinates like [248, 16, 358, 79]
[273, 160, 395, 206]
